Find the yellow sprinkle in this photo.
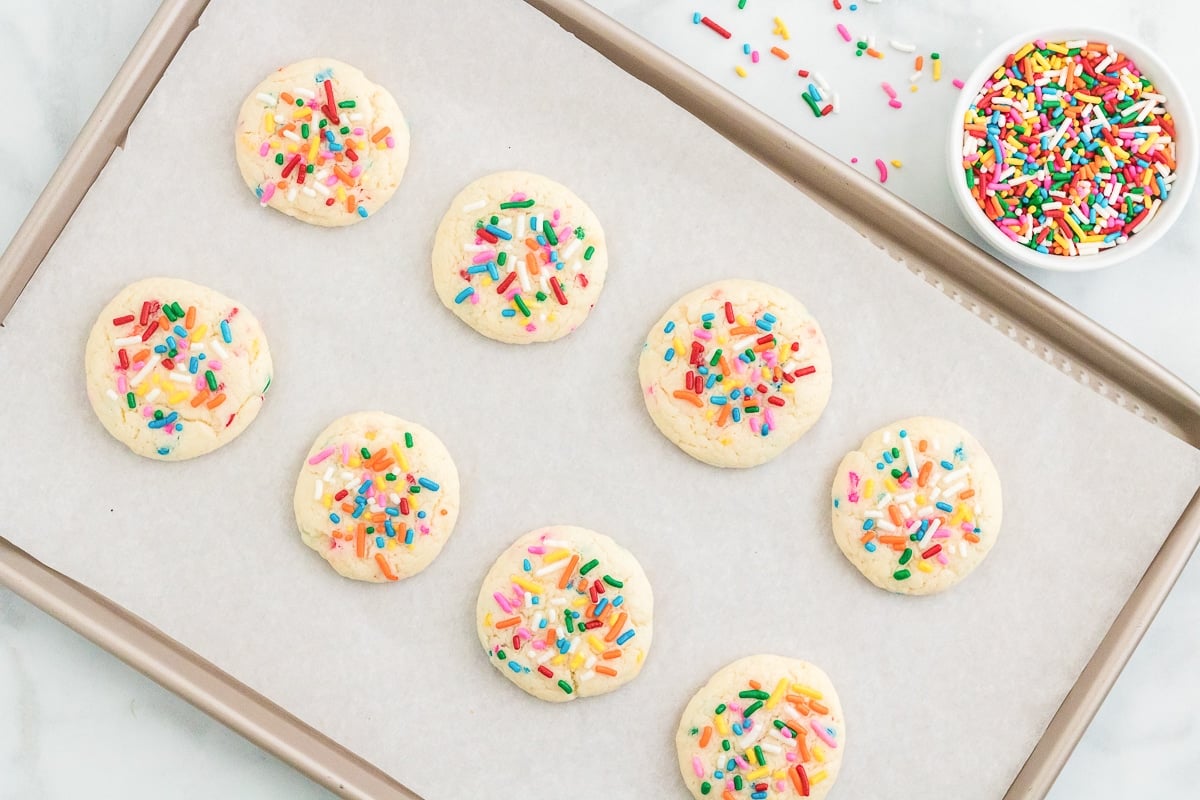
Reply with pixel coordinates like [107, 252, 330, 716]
[910, 84, 918, 93]
[704, 409, 716, 422]
[570, 654, 585, 669]
[810, 770, 829, 786]
[189, 323, 207, 342]
[714, 714, 729, 736]
[308, 137, 319, 162]
[917, 561, 934, 573]
[409, 496, 420, 513]
[167, 391, 188, 405]
[483, 612, 493, 626]
[736, 314, 750, 326]
[1013, 42, 1035, 60]
[322, 494, 332, 510]
[571, 596, 588, 608]
[292, 106, 311, 119]
[884, 478, 899, 493]
[637, 651, 644, 663]
[390, 443, 409, 472]
[890, 159, 903, 168]
[719, 436, 732, 446]
[863, 479, 874, 499]
[263, 112, 275, 134]
[773, 16, 790, 39]
[511, 575, 544, 594]
[587, 635, 606, 653]
[746, 767, 769, 781]
[673, 336, 685, 355]
[766, 678, 788, 710]
[735, 66, 748, 78]
[387, 539, 398, 550]
[791, 683, 824, 700]
[1074, 92, 1102, 104]
[773, 770, 787, 780]
[543, 548, 572, 564]
[813, 744, 826, 763]
[364, 431, 376, 440]
[781, 384, 795, 395]
[348, 457, 361, 468]
[551, 655, 565, 665]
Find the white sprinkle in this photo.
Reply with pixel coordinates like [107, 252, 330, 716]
[287, 186, 298, 204]
[524, 591, 533, 608]
[875, 521, 898, 533]
[106, 389, 120, 402]
[516, 213, 526, 235]
[517, 260, 532, 293]
[560, 239, 581, 260]
[313, 181, 331, 196]
[894, 492, 915, 504]
[536, 650, 554, 664]
[760, 742, 783, 755]
[532, 612, 544, 629]
[461, 198, 487, 212]
[464, 243, 491, 252]
[169, 372, 191, 384]
[144, 387, 161, 403]
[889, 40, 917, 53]
[926, 518, 941, 540]
[114, 336, 141, 346]
[341, 471, 353, 480]
[211, 339, 230, 360]
[282, 129, 303, 143]
[831, 93, 840, 113]
[882, 431, 892, 444]
[313, 480, 323, 501]
[293, 87, 316, 98]
[534, 562, 563, 577]
[812, 71, 830, 93]
[940, 466, 970, 484]
[322, 467, 335, 481]
[902, 435, 917, 476]
[550, 597, 567, 606]
[568, 638, 581, 654]
[569, 260, 582, 273]
[930, 487, 942, 501]
[544, 538, 569, 547]
[302, 187, 317, 197]
[256, 92, 276, 105]
[862, 510, 883, 519]
[129, 355, 160, 387]
[579, 670, 595, 682]
[909, 70, 923, 83]
[273, 113, 287, 124]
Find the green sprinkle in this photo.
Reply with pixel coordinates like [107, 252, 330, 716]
[739, 690, 770, 700]
[295, 97, 304, 107]
[701, 782, 712, 796]
[574, 226, 586, 239]
[899, 548, 913, 565]
[890, 468, 903, 479]
[404, 432, 414, 448]
[339, 126, 350, 135]
[514, 295, 531, 317]
[262, 377, 271, 393]
[300, 123, 309, 139]
[275, 153, 285, 165]
[754, 745, 765, 766]
[306, 164, 314, 173]
[894, 568, 912, 580]
[743, 700, 763, 717]
[734, 776, 744, 791]
[557, 680, 573, 695]
[583, 245, 595, 260]
[385, 473, 397, 481]
[360, 447, 372, 459]
[337, 100, 356, 108]
[722, 739, 731, 751]
[319, 119, 327, 128]
[365, 526, 374, 534]
[931, 52, 940, 59]
[490, 215, 499, 225]
[738, 0, 746, 8]
[745, 406, 761, 414]
[709, 349, 723, 367]
[565, 615, 575, 633]
[499, 199, 536, 209]
[536, 291, 548, 302]
[205, 370, 218, 391]
[126, 392, 136, 409]
[603, 575, 624, 588]
[891, 447, 900, 458]
[714, 703, 727, 715]
[543, 219, 558, 245]
[579, 558, 600, 575]
[409, 485, 421, 494]
[497, 649, 506, 660]
[497, 251, 508, 267]
[803, 92, 822, 117]
[154, 409, 164, 420]
[689, 727, 699, 736]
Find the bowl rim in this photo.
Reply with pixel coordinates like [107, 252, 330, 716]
[946, 26, 1197, 273]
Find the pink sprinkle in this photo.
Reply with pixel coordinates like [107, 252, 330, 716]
[208, 361, 223, 371]
[504, 289, 519, 301]
[751, 50, 760, 63]
[764, 408, 776, 429]
[510, 192, 528, 201]
[810, 720, 838, 749]
[750, 417, 761, 434]
[937, 553, 950, 565]
[875, 158, 889, 183]
[775, 781, 787, 793]
[881, 82, 897, 99]
[836, 23, 851, 42]
[142, 406, 153, 418]
[258, 142, 269, 157]
[472, 251, 495, 264]
[693, 328, 713, 340]
[527, 545, 546, 554]
[116, 376, 128, 393]
[493, 592, 513, 613]
[847, 471, 860, 503]
[785, 751, 797, 762]
[552, 209, 562, 222]
[469, 292, 480, 305]
[888, 99, 903, 109]
[961, 522, 975, 532]
[385, 136, 395, 148]
[259, 183, 275, 205]
[531, 640, 546, 650]
[308, 447, 334, 465]
[353, 127, 365, 136]
[193, 376, 205, 391]
[734, 756, 751, 770]
[516, 627, 531, 639]
[524, 323, 537, 332]
[341, 443, 349, 464]
[850, 157, 859, 164]
[323, 175, 338, 187]
[692, 756, 705, 778]
[349, 165, 363, 179]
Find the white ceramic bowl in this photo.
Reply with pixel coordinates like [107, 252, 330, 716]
[947, 27, 1196, 272]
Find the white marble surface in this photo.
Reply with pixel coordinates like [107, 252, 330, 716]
[0, 1, 1195, 798]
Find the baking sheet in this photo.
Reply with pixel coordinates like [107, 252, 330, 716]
[2, 0, 1198, 797]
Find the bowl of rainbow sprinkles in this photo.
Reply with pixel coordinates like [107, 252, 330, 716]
[948, 29, 1196, 271]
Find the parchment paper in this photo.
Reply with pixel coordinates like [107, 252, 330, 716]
[3, 1, 1199, 797]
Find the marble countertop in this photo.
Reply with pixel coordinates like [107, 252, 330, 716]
[1, 1, 1195, 797]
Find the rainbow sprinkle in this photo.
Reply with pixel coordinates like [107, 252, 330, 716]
[483, 532, 643, 694]
[835, 425, 986, 584]
[685, 674, 840, 797]
[248, 66, 395, 218]
[305, 428, 448, 582]
[453, 190, 594, 335]
[659, 298, 818, 439]
[961, 40, 1177, 257]
[103, 295, 267, 456]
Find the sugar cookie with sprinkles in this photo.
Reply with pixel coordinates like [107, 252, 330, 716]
[676, 655, 846, 800]
[639, 280, 832, 468]
[235, 58, 409, 226]
[831, 416, 1003, 595]
[84, 277, 272, 461]
[431, 171, 608, 343]
[294, 412, 460, 583]
[475, 526, 652, 702]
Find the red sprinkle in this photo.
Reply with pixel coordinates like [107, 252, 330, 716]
[496, 272, 517, 294]
[797, 69, 811, 78]
[477, 228, 499, 244]
[724, 301, 735, 323]
[334, 489, 349, 501]
[768, 396, 786, 406]
[140, 320, 159, 342]
[118, 349, 129, 370]
[281, 154, 302, 178]
[793, 365, 817, 378]
[344, 147, 358, 162]
[399, 497, 411, 515]
[323, 80, 339, 124]
[139, 301, 152, 326]
[112, 314, 135, 326]
[921, 544, 943, 559]
[537, 665, 554, 678]
[162, 358, 175, 371]
[700, 15, 732, 39]
[550, 276, 568, 305]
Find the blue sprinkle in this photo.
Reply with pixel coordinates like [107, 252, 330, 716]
[484, 224, 512, 240]
[883, 451, 894, 464]
[755, 319, 773, 331]
[692, 11, 701, 23]
[761, 426, 769, 437]
[743, 43, 751, 55]
[157, 447, 170, 455]
[523, 558, 531, 571]
[532, 596, 540, 605]
[538, 618, 548, 628]
[454, 287, 475, 304]
[940, 460, 955, 470]
[163, 412, 178, 424]
[385, 507, 399, 517]
[936, 501, 954, 513]
[664, 320, 676, 334]
[324, 129, 335, 143]
[833, 498, 840, 508]
[467, 265, 490, 274]
[385, 520, 396, 538]
[732, 408, 742, 423]
[188, 356, 199, 374]
[507, 660, 522, 673]
[173, 325, 188, 338]
[358, 482, 370, 495]
[752, 792, 768, 799]
[329, 513, 340, 524]
[417, 510, 427, 519]
[714, 771, 724, 779]
[536, 234, 547, 246]
[595, 597, 609, 616]
[351, 506, 365, 519]
[529, 216, 538, 230]
[710, 396, 728, 406]
[616, 629, 635, 645]
[613, 595, 624, 607]
[899, 429, 907, 438]
[558, 639, 570, 654]
[198, 352, 206, 360]
[664, 349, 675, 362]
[153, 345, 167, 354]
[864, 541, 877, 552]
[705, 373, 719, 389]
[357, 205, 368, 218]
[254, 186, 263, 199]
[486, 262, 499, 280]
[375, 536, 385, 549]
[418, 477, 440, 491]
[701, 313, 715, 321]
[876, 462, 885, 470]
[165, 336, 177, 350]
[730, 388, 742, 400]
[501, 309, 516, 317]
[405, 528, 414, 545]
[220, 319, 232, 344]
[763, 312, 777, 323]
[732, 723, 744, 736]
[862, 519, 875, 531]
[698, 366, 709, 376]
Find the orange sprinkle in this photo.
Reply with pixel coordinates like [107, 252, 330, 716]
[370, 513, 387, 523]
[915, 55, 924, 71]
[859, 532, 875, 544]
[355, 523, 366, 558]
[370, 126, 391, 143]
[190, 389, 211, 407]
[374, 554, 399, 581]
[808, 700, 829, 715]
[917, 461, 933, 487]
[672, 390, 703, 407]
[602, 649, 622, 660]
[797, 730, 811, 761]
[790, 767, 806, 794]
[280, 92, 294, 104]
[132, 348, 150, 363]
[184, 306, 196, 329]
[340, 503, 355, 514]
[964, 532, 981, 543]
[604, 611, 628, 642]
[724, 791, 737, 800]
[717, 402, 732, 427]
[887, 504, 903, 526]
[866, 47, 884, 59]
[525, 251, 541, 277]
[878, 535, 906, 545]
[346, 196, 356, 214]
[770, 46, 789, 60]
[332, 530, 343, 540]
[558, 554, 580, 590]
[333, 166, 354, 186]
[699, 726, 713, 748]
[959, 489, 976, 500]
[919, 440, 929, 454]
[730, 325, 759, 336]
[748, 679, 762, 690]
[718, 355, 731, 376]
[495, 616, 522, 629]
[205, 392, 226, 410]
[595, 665, 618, 677]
